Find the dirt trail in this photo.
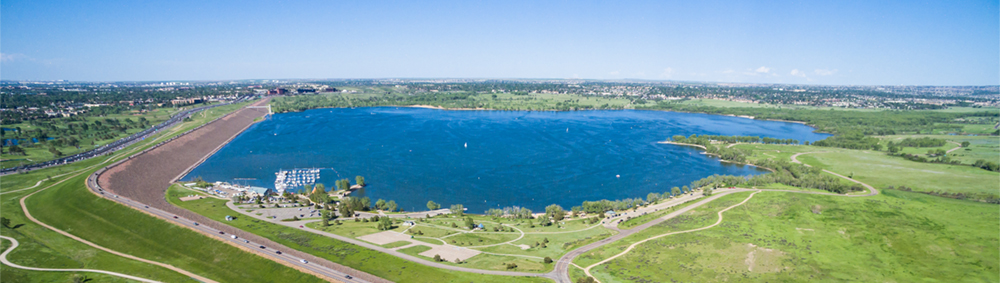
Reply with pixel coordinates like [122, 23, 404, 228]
[0, 235, 160, 283]
[581, 191, 761, 283]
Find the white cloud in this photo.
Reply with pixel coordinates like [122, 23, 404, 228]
[790, 69, 807, 77]
[1, 53, 27, 62]
[721, 69, 735, 74]
[814, 69, 838, 76]
[659, 68, 675, 79]
[754, 66, 770, 73]
[609, 70, 620, 76]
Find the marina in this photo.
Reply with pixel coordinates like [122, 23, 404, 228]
[275, 168, 323, 194]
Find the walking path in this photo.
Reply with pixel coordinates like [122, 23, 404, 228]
[10, 133, 220, 283]
[581, 190, 761, 282]
[0, 235, 160, 283]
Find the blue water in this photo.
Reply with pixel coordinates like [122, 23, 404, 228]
[185, 107, 830, 213]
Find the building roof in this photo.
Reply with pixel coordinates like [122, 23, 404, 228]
[247, 186, 272, 195]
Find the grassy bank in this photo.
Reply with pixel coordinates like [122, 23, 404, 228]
[2, 101, 325, 283]
[167, 186, 551, 282]
[588, 190, 999, 282]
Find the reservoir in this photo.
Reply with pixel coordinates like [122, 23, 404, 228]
[185, 107, 830, 213]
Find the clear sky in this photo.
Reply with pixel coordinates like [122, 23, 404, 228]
[2, 0, 997, 85]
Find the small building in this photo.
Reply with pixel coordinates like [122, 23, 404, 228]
[477, 223, 485, 229]
[246, 186, 273, 197]
[605, 210, 617, 218]
[403, 221, 416, 226]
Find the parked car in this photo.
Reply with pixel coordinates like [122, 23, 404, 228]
[244, 240, 249, 243]
[345, 275, 353, 279]
[218, 231, 224, 234]
[259, 246, 266, 249]
[275, 251, 282, 255]
[300, 259, 308, 264]
[173, 216, 178, 219]
[193, 222, 199, 226]
[231, 235, 238, 239]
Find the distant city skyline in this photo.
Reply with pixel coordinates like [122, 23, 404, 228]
[1, 0, 997, 85]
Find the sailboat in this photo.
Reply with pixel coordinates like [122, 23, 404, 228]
[464, 142, 468, 148]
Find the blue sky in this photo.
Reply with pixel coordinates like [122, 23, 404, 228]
[2, 0, 997, 85]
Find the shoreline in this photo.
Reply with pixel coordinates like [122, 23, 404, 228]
[658, 141, 776, 172]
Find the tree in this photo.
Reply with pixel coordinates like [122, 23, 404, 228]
[451, 204, 465, 216]
[361, 197, 372, 210]
[0, 217, 9, 228]
[703, 188, 713, 196]
[433, 254, 442, 262]
[544, 256, 553, 263]
[464, 216, 476, 229]
[356, 175, 366, 187]
[646, 192, 661, 203]
[314, 183, 326, 193]
[961, 141, 971, 147]
[376, 199, 387, 210]
[338, 202, 354, 218]
[427, 200, 440, 210]
[577, 277, 597, 283]
[545, 204, 565, 221]
[682, 185, 689, 193]
[671, 187, 681, 197]
[387, 200, 398, 212]
[377, 216, 393, 230]
[321, 211, 330, 227]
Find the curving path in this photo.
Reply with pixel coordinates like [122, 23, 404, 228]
[789, 152, 878, 196]
[0, 235, 160, 283]
[560, 151, 881, 283]
[9, 133, 221, 283]
[582, 190, 761, 282]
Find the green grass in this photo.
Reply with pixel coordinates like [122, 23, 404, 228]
[617, 197, 700, 229]
[737, 143, 999, 196]
[397, 245, 432, 257]
[442, 232, 521, 247]
[305, 217, 407, 238]
[574, 192, 752, 268]
[877, 134, 999, 165]
[588, 190, 999, 283]
[380, 241, 412, 249]
[24, 161, 323, 283]
[169, 190, 550, 282]
[481, 228, 614, 260]
[1, 100, 329, 283]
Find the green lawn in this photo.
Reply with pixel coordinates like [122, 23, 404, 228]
[588, 190, 999, 283]
[169, 190, 550, 282]
[574, 192, 752, 268]
[736, 143, 999, 197]
[1, 100, 329, 283]
[877, 134, 999, 165]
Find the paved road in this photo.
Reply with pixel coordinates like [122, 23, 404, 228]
[0, 97, 254, 175]
[0, 235, 160, 283]
[89, 100, 377, 283]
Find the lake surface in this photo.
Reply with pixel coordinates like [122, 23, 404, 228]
[185, 107, 830, 213]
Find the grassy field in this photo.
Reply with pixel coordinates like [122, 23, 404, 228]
[587, 190, 999, 282]
[0, 106, 184, 169]
[877, 134, 999, 165]
[736, 143, 999, 196]
[168, 189, 551, 282]
[1, 101, 250, 169]
[574, 192, 752, 268]
[1, 101, 330, 283]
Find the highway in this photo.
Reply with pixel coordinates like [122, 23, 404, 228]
[86, 179, 367, 283]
